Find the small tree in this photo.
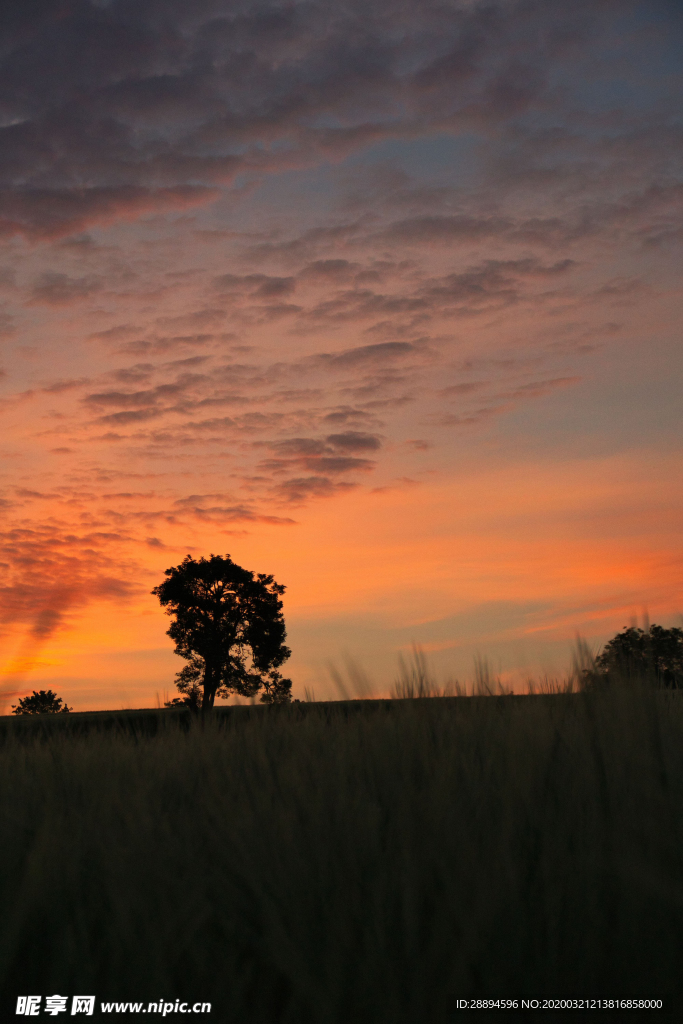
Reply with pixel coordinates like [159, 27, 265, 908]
[153, 553, 292, 710]
[164, 657, 204, 710]
[11, 689, 73, 715]
[594, 624, 683, 689]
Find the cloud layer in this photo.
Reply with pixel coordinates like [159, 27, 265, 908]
[1, 0, 677, 238]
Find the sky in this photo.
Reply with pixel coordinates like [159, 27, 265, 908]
[0, 0, 681, 710]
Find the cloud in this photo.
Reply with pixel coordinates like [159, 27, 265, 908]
[0, 310, 15, 337]
[497, 376, 582, 400]
[97, 408, 163, 425]
[82, 368, 214, 427]
[42, 377, 91, 394]
[300, 259, 359, 280]
[272, 476, 358, 504]
[85, 387, 175, 409]
[258, 433, 379, 477]
[0, 186, 219, 241]
[269, 438, 327, 458]
[109, 363, 155, 383]
[439, 382, 486, 397]
[187, 256, 580, 343]
[0, 524, 140, 644]
[431, 375, 583, 427]
[326, 431, 382, 452]
[117, 334, 218, 355]
[172, 493, 295, 525]
[262, 454, 376, 475]
[311, 340, 418, 367]
[155, 309, 226, 330]
[89, 324, 141, 343]
[302, 290, 429, 327]
[0, 0, 654, 241]
[28, 272, 103, 305]
[371, 476, 421, 493]
[214, 273, 297, 297]
[321, 406, 379, 426]
[377, 214, 512, 245]
[202, 254, 573, 339]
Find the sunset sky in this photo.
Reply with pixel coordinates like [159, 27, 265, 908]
[0, 0, 681, 709]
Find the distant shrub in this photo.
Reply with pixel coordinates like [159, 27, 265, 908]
[164, 678, 204, 711]
[11, 689, 72, 715]
[583, 625, 683, 690]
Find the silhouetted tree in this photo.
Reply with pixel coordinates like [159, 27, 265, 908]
[153, 553, 292, 710]
[11, 689, 72, 714]
[594, 624, 683, 688]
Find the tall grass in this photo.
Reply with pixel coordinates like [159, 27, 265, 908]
[1, 692, 683, 1021]
[392, 646, 513, 697]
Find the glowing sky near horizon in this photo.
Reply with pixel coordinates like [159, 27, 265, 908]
[0, 0, 681, 709]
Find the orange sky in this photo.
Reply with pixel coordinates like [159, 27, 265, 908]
[0, 1, 681, 709]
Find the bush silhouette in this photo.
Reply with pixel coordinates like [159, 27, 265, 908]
[164, 666, 204, 711]
[11, 689, 73, 715]
[591, 624, 683, 689]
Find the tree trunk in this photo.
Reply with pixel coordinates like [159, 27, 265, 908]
[202, 662, 218, 713]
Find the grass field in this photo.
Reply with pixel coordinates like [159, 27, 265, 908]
[1, 690, 682, 1021]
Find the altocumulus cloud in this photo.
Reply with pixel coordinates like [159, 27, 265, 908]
[0, 0, 661, 239]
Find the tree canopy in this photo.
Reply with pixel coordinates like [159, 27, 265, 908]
[152, 553, 292, 710]
[594, 624, 683, 688]
[12, 689, 72, 715]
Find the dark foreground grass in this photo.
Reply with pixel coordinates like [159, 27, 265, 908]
[1, 693, 683, 1022]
